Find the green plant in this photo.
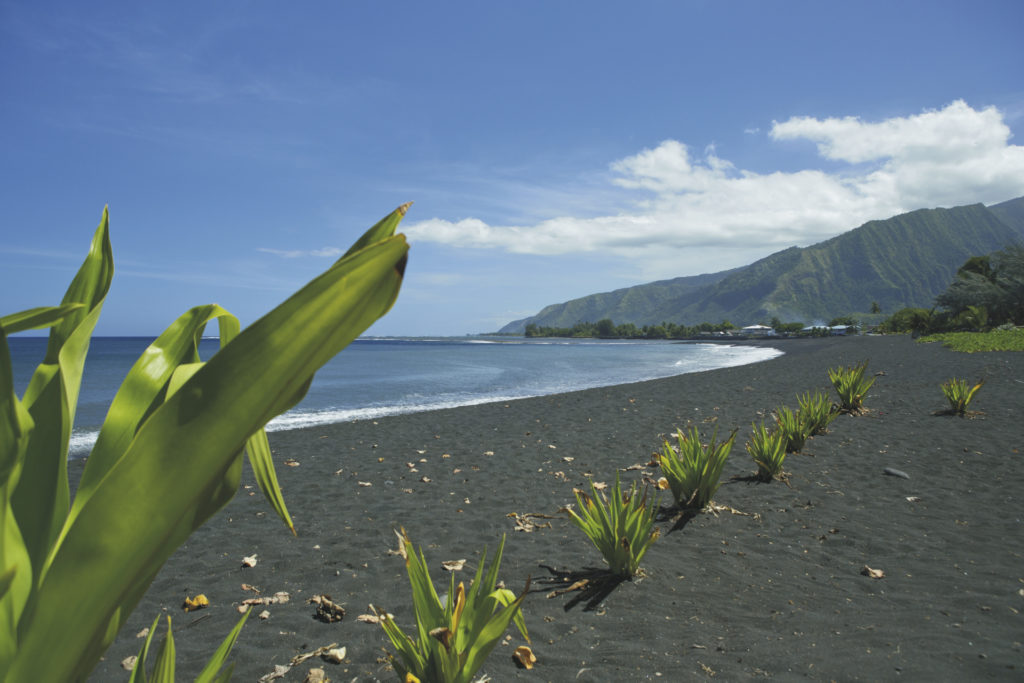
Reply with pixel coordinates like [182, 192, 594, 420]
[1, 205, 410, 681]
[827, 360, 876, 413]
[773, 405, 808, 454]
[918, 328, 1024, 352]
[940, 377, 985, 416]
[796, 389, 837, 436]
[128, 611, 251, 683]
[375, 530, 529, 683]
[745, 421, 787, 481]
[658, 426, 736, 510]
[565, 472, 660, 577]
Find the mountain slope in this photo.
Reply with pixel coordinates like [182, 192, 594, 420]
[499, 198, 1024, 333]
[499, 269, 738, 333]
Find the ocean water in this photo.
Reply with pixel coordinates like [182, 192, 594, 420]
[7, 336, 783, 457]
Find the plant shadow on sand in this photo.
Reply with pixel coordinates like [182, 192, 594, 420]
[533, 565, 629, 611]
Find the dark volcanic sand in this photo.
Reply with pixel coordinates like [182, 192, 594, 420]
[88, 335, 1024, 682]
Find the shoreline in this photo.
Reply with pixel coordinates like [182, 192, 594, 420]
[89, 335, 1023, 681]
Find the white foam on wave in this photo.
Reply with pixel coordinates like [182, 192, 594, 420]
[66, 343, 785, 451]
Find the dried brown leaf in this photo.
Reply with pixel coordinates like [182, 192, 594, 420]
[309, 594, 345, 622]
[513, 645, 537, 669]
[861, 565, 885, 579]
[182, 594, 209, 612]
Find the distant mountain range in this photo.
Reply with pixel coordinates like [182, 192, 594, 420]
[498, 196, 1024, 333]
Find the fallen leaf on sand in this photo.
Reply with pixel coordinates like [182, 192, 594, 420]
[357, 613, 382, 624]
[309, 594, 345, 622]
[322, 646, 347, 663]
[241, 554, 258, 568]
[121, 656, 138, 671]
[657, 477, 670, 490]
[441, 559, 466, 571]
[507, 511, 555, 532]
[592, 481, 608, 491]
[242, 591, 290, 606]
[546, 578, 590, 599]
[861, 565, 885, 579]
[259, 610, 271, 620]
[513, 645, 537, 669]
[303, 668, 327, 683]
[241, 583, 260, 593]
[258, 664, 290, 682]
[182, 594, 209, 612]
[258, 644, 341, 682]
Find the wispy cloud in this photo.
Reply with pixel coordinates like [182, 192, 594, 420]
[404, 101, 1024, 279]
[257, 247, 343, 259]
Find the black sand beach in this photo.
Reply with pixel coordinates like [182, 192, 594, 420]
[88, 335, 1023, 681]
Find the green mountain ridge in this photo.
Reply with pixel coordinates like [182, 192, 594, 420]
[498, 196, 1024, 333]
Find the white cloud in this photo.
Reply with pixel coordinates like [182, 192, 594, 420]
[401, 101, 1024, 279]
[257, 246, 342, 259]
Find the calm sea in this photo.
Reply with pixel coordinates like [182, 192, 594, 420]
[8, 336, 782, 457]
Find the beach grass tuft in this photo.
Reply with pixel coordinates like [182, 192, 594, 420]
[658, 426, 736, 510]
[940, 377, 985, 416]
[797, 388, 838, 436]
[774, 405, 809, 453]
[746, 421, 788, 481]
[565, 472, 660, 578]
[828, 360, 876, 413]
[374, 530, 529, 683]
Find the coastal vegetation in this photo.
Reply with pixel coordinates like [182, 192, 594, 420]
[797, 389, 838, 436]
[745, 421, 788, 482]
[939, 378, 985, 416]
[880, 244, 1023, 343]
[374, 530, 530, 683]
[565, 473, 660, 578]
[774, 405, 809, 454]
[657, 427, 737, 510]
[828, 361, 876, 414]
[0, 205, 410, 682]
[918, 328, 1024, 352]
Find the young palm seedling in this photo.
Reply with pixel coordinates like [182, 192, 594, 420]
[565, 472, 660, 578]
[746, 421, 788, 481]
[374, 530, 529, 683]
[940, 377, 985, 416]
[658, 426, 737, 510]
[796, 388, 837, 436]
[828, 360, 876, 413]
[775, 405, 809, 454]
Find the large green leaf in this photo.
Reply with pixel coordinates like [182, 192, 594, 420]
[75, 304, 236, 512]
[11, 209, 112, 581]
[9, 219, 408, 681]
[0, 305, 85, 336]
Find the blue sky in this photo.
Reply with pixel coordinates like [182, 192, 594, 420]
[2, 1, 1023, 336]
